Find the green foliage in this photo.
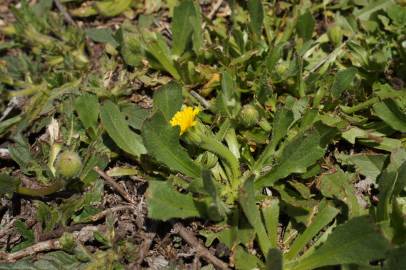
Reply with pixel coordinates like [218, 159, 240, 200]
[146, 181, 201, 221]
[287, 216, 390, 270]
[100, 100, 146, 157]
[171, 0, 202, 55]
[0, 0, 405, 268]
[152, 81, 183, 120]
[142, 111, 201, 179]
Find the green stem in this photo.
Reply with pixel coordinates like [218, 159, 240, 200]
[16, 180, 64, 197]
[340, 91, 406, 114]
[253, 143, 275, 174]
[340, 97, 379, 114]
[199, 135, 241, 185]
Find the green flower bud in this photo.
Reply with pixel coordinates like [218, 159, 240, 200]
[239, 104, 260, 128]
[55, 151, 82, 178]
[327, 24, 343, 46]
[275, 62, 289, 76]
[196, 152, 218, 169]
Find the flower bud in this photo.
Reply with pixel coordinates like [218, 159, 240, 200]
[55, 151, 82, 178]
[239, 104, 259, 128]
[275, 62, 289, 76]
[196, 152, 218, 169]
[327, 24, 343, 46]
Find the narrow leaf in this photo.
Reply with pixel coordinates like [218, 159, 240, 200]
[318, 168, 362, 217]
[331, 67, 357, 99]
[247, 0, 264, 36]
[146, 181, 201, 221]
[100, 101, 146, 157]
[74, 93, 100, 131]
[142, 111, 201, 178]
[239, 179, 271, 255]
[153, 81, 183, 120]
[373, 99, 406, 133]
[256, 123, 338, 188]
[0, 174, 21, 195]
[171, 0, 201, 55]
[261, 198, 280, 248]
[290, 216, 390, 270]
[296, 10, 315, 40]
[285, 202, 339, 260]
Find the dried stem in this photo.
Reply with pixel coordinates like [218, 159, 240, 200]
[172, 222, 230, 270]
[94, 167, 135, 204]
[53, 0, 76, 26]
[0, 239, 61, 262]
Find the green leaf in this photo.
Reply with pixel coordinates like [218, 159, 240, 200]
[121, 103, 150, 130]
[171, 0, 202, 55]
[80, 152, 109, 185]
[0, 174, 20, 195]
[254, 108, 294, 171]
[376, 149, 406, 221]
[341, 127, 402, 152]
[146, 181, 201, 221]
[354, 0, 395, 20]
[296, 10, 315, 41]
[239, 179, 271, 255]
[153, 81, 183, 120]
[202, 169, 229, 220]
[337, 153, 388, 180]
[12, 220, 35, 252]
[217, 71, 240, 118]
[318, 168, 362, 217]
[8, 134, 42, 175]
[285, 202, 339, 260]
[100, 100, 146, 157]
[384, 245, 406, 270]
[331, 67, 357, 99]
[289, 216, 390, 270]
[266, 249, 283, 270]
[95, 0, 132, 17]
[373, 99, 406, 133]
[84, 28, 119, 47]
[247, 0, 264, 36]
[36, 201, 59, 232]
[234, 245, 264, 270]
[74, 93, 100, 131]
[261, 198, 280, 248]
[256, 122, 338, 188]
[145, 34, 181, 80]
[142, 112, 201, 178]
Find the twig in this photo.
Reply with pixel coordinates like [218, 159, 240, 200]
[172, 222, 230, 270]
[207, 0, 225, 20]
[87, 205, 135, 222]
[53, 0, 76, 26]
[0, 239, 61, 262]
[0, 97, 22, 122]
[190, 90, 210, 109]
[94, 167, 136, 204]
[202, 0, 224, 29]
[136, 232, 156, 265]
[39, 224, 86, 241]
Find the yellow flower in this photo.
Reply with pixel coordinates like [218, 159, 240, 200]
[170, 106, 200, 135]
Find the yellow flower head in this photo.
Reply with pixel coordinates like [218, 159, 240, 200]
[170, 106, 200, 135]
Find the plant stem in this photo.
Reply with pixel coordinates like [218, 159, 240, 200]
[199, 134, 240, 185]
[16, 180, 64, 197]
[340, 91, 406, 114]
